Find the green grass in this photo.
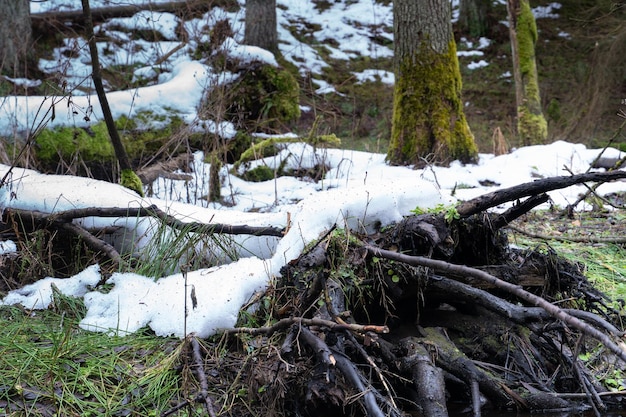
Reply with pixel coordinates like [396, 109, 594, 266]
[0, 298, 183, 416]
[508, 210, 626, 301]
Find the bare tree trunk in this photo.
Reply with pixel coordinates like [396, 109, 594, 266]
[0, 0, 31, 76]
[244, 0, 278, 54]
[507, 0, 548, 145]
[81, 0, 144, 196]
[388, 0, 477, 166]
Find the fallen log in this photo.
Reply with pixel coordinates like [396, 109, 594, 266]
[31, 0, 227, 29]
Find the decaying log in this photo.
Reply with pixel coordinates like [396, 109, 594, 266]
[456, 170, 626, 217]
[137, 153, 193, 184]
[398, 337, 448, 417]
[31, 0, 225, 29]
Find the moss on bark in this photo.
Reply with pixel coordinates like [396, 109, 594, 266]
[513, 0, 548, 145]
[388, 40, 477, 166]
[120, 168, 144, 197]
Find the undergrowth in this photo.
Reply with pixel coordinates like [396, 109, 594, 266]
[0, 299, 183, 416]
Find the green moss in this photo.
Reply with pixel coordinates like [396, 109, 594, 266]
[518, 106, 548, 143]
[388, 40, 478, 166]
[228, 64, 300, 129]
[34, 113, 189, 173]
[515, 0, 548, 145]
[120, 168, 144, 196]
[234, 134, 340, 169]
[546, 98, 561, 122]
[241, 165, 275, 182]
[35, 125, 115, 163]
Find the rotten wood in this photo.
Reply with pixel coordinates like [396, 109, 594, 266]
[398, 337, 448, 417]
[137, 153, 193, 184]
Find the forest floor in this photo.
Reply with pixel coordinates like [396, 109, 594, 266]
[0, 1, 625, 416]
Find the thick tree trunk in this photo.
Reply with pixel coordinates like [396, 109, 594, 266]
[0, 0, 31, 76]
[388, 0, 477, 167]
[458, 0, 492, 38]
[507, 0, 548, 145]
[244, 0, 278, 54]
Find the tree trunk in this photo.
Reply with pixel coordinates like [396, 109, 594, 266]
[244, 0, 278, 55]
[458, 0, 492, 38]
[507, 0, 548, 145]
[388, 0, 477, 167]
[0, 0, 31, 76]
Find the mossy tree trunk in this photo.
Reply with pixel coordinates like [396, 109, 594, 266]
[0, 0, 31, 76]
[459, 0, 493, 38]
[507, 0, 548, 145]
[244, 0, 278, 55]
[388, 0, 477, 167]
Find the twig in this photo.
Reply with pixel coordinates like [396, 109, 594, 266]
[190, 336, 218, 417]
[298, 327, 386, 417]
[507, 224, 626, 244]
[364, 245, 626, 363]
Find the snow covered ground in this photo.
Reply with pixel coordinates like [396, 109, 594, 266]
[2, 139, 624, 338]
[1, 1, 623, 338]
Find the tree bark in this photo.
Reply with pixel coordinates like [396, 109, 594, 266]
[244, 0, 278, 54]
[0, 0, 32, 76]
[388, 0, 477, 167]
[507, 0, 548, 145]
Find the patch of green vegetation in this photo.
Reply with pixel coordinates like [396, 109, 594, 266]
[120, 168, 144, 196]
[509, 211, 626, 303]
[228, 63, 300, 130]
[234, 134, 340, 174]
[411, 203, 460, 224]
[34, 112, 186, 174]
[241, 164, 275, 182]
[0, 303, 183, 416]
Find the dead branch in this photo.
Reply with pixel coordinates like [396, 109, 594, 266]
[5, 207, 126, 269]
[364, 245, 626, 363]
[456, 170, 626, 217]
[10, 205, 285, 237]
[491, 193, 549, 229]
[332, 350, 388, 417]
[428, 274, 625, 337]
[221, 316, 389, 336]
[137, 153, 192, 184]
